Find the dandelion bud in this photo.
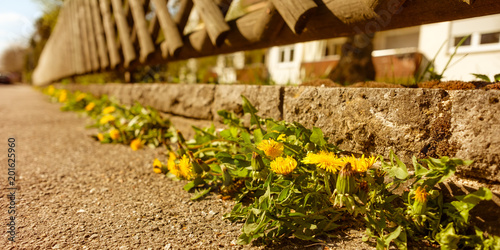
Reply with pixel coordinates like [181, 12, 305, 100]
[412, 186, 430, 215]
[336, 163, 356, 195]
[251, 152, 269, 180]
[196, 158, 211, 172]
[177, 130, 186, 143]
[221, 165, 233, 187]
[357, 180, 369, 204]
[251, 152, 265, 171]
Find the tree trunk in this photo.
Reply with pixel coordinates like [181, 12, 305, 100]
[328, 33, 376, 85]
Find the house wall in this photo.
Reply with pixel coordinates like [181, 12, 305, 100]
[419, 14, 500, 81]
[267, 44, 304, 84]
[214, 52, 245, 84]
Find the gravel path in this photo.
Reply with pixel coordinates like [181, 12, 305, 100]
[0, 85, 372, 249]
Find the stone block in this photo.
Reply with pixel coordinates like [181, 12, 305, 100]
[284, 86, 449, 163]
[153, 84, 215, 120]
[212, 85, 283, 123]
[449, 90, 500, 182]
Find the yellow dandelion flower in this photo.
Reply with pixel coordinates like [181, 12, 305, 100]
[257, 139, 284, 159]
[109, 129, 120, 140]
[167, 152, 181, 178]
[270, 156, 297, 175]
[342, 155, 376, 173]
[302, 151, 344, 173]
[99, 114, 115, 124]
[153, 158, 162, 174]
[58, 90, 67, 102]
[97, 133, 104, 142]
[414, 186, 429, 203]
[179, 155, 194, 180]
[47, 85, 55, 95]
[102, 106, 116, 114]
[277, 134, 287, 142]
[130, 138, 143, 151]
[85, 102, 96, 111]
[76, 93, 86, 102]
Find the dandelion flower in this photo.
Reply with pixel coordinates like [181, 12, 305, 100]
[97, 133, 104, 142]
[167, 152, 181, 178]
[76, 93, 86, 102]
[302, 151, 344, 173]
[414, 186, 429, 203]
[47, 85, 55, 95]
[153, 158, 162, 174]
[257, 139, 284, 159]
[99, 114, 115, 124]
[130, 138, 143, 151]
[58, 90, 67, 103]
[109, 129, 120, 140]
[343, 155, 376, 173]
[85, 102, 96, 111]
[277, 134, 287, 142]
[270, 156, 297, 175]
[413, 186, 430, 215]
[179, 155, 194, 180]
[102, 106, 116, 114]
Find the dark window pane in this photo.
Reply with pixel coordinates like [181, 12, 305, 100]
[480, 32, 500, 44]
[454, 36, 471, 47]
[289, 49, 294, 62]
[280, 50, 285, 62]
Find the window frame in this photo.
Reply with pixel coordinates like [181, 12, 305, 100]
[450, 31, 500, 54]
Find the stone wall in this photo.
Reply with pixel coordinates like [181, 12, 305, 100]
[58, 83, 500, 183]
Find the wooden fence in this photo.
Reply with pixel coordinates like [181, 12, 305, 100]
[32, 0, 500, 85]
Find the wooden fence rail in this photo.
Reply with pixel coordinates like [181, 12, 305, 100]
[33, 0, 500, 85]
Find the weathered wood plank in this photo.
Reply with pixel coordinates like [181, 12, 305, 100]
[149, 14, 160, 42]
[71, 0, 85, 74]
[77, 0, 92, 72]
[111, 0, 136, 67]
[152, 0, 184, 57]
[174, 0, 193, 30]
[192, 0, 231, 46]
[84, 0, 100, 71]
[90, 0, 110, 69]
[99, 0, 121, 69]
[61, 2, 73, 77]
[129, 0, 155, 62]
[252, 1, 285, 42]
[325, 0, 405, 25]
[270, 0, 317, 35]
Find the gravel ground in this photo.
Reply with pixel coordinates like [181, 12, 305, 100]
[0, 84, 374, 249]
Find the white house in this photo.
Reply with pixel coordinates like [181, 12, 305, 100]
[419, 14, 500, 82]
[216, 14, 500, 85]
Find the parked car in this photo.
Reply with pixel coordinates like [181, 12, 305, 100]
[0, 74, 12, 84]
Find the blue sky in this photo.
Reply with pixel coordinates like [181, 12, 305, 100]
[0, 0, 42, 55]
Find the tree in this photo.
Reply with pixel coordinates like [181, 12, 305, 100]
[328, 33, 376, 85]
[0, 45, 27, 81]
[23, 0, 62, 83]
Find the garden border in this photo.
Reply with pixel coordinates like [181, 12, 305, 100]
[57, 83, 500, 183]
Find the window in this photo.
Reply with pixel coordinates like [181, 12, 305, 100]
[224, 55, 234, 68]
[454, 35, 471, 47]
[451, 32, 500, 53]
[278, 46, 295, 63]
[324, 40, 342, 57]
[480, 32, 500, 44]
[449, 14, 500, 53]
[280, 50, 286, 63]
